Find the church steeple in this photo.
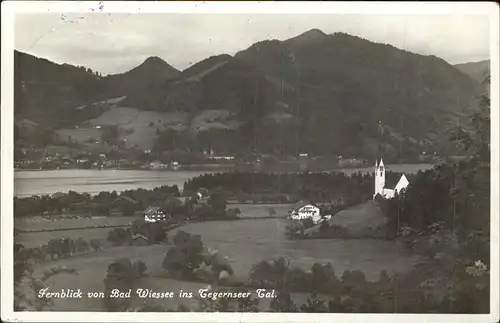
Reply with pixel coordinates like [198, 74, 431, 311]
[374, 157, 386, 199]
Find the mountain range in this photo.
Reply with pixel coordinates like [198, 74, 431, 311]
[454, 59, 490, 83]
[14, 29, 485, 159]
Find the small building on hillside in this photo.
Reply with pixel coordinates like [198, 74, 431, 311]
[144, 206, 171, 223]
[131, 233, 148, 246]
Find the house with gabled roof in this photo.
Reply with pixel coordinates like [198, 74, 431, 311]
[143, 206, 171, 223]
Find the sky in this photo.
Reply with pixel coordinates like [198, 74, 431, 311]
[14, 13, 491, 75]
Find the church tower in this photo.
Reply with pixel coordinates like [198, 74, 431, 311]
[374, 158, 386, 198]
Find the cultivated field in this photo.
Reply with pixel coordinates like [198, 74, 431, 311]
[87, 107, 189, 149]
[191, 109, 240, 132]
[229, 203, 291, 218]
[55, 128, 103, 144]
[15, 216, 137, 232]
[17, 228, 114, 248]
[55, 104, 248, 150]
[25, 244, 313, 311]
[17, 202, 419, 311]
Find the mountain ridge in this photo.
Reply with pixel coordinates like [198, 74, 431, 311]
[14, 29, 483, 158]
[454, 59, 490, 83]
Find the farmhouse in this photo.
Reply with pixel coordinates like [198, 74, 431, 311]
[144, 206, 171, 223]
[290, 204, 322, 223]
[373, 158, 410, 199]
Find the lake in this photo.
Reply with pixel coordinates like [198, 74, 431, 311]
[14, 164, 434, 197]
[14, 169, 216, 197]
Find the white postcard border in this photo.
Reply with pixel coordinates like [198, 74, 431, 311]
[1, 1, 499, 323]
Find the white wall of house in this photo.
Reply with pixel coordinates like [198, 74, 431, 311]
[290, 204, 321, 221]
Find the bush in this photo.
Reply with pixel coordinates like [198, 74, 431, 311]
[162, 231, 204, 279]
[107, 228, 131, 246]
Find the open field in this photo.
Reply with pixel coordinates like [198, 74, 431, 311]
[22, 231, 420, 311]
[55, 128, 103, 143]
[15, 216, 137, 232]
[17, 201, 420, 311]
[23, 244, 169, 310]
[230, 203, 291, 218]
[25, 244, 316, 311]
[58, 106, 244, 149]
[17, 228, 115, 248]
[15, 203, 288, 246]
[191, 109, 240, 132]
[87, 107, 189, 149]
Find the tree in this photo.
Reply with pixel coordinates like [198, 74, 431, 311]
[226, 207, 241, 218]
[267, 207, 277, 217]
[107, 228, 131, 246]
[311, 262, 339, 293]
[162, 231, 204, 279]
[14, 244, 78, 311]
[450, 75, 490, 163]
[301, 218, 314, 230]
[207, 193, 227, 217]
[300, 292, 328, 312]
[90, 239, 103, 252]
[117, 198, 137, 216]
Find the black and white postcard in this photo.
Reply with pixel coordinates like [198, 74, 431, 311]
[1, 1, 499, 322]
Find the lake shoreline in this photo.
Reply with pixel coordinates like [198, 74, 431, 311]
[14, 164, 434, 198]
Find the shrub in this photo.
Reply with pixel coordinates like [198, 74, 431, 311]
[162, 231, 204, 279]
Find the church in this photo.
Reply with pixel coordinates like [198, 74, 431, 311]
[373, 158, 409, 199]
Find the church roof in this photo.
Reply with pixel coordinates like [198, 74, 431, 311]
[384, 177, 399, 189]
[395, 174, 410, 192]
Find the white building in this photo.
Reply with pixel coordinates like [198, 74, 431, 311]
[373, 158, 409, 199]
[144, 206, 170, 223]
[290, 204, 322, 223]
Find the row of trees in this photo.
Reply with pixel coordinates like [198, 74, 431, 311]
[184, 171, 406, 204]
[379, 75, 490, 250]
[107, 250, 489, 313]
[107, 220, 168, 246]
[375, 75, 491, 311]
[161, 230, 234, 282]
[14, 237, 103, 266]
[14, 185, 181, 218]
[14, 184, 240, 222]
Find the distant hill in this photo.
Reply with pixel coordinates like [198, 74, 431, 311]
[14, 50, 105, 127]
[14, 30, 483, 158]
[14, 51, 180, 127]
[233, 30, 481, 157]
[454, 60, 490, 83]
[102, 56, 181, 97]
